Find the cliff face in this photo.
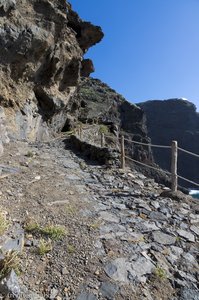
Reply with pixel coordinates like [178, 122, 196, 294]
[138, 99, 199, 188]
[67, 77, 153, 164]
[0, 0, 103, 153]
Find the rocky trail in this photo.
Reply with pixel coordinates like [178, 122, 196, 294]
[0, 140, 198, 300]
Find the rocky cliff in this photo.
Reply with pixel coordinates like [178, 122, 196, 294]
[0, 0, 103, 154]
[67, 77, 153, 164]
[138, 99, 199, 188]
[0, 0, 155, 175]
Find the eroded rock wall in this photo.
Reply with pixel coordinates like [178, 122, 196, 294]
[138, 99, 199, 188]
[67, 77, 153, 164]
[0, 0, 103, 152]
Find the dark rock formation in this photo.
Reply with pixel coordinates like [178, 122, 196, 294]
[69, 135, 120, 166]
[0, 0, 103, 153]
[66, 77, 153, 164]
[81, 59, 95, 77]
[138, 99, 199, 188]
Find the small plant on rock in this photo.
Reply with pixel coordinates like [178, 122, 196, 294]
[37, 239, 52, 255]
[67, 244, 75, 254]
[24, 218, 66, 241]
[99, 124, 109, 135]
[41, 225, 66, 240]
[88, 221, 101, 230]
[154, 266, 167, 279]
[65, 204, 77, 216]
[79, 161, 87, 170]
[0, 250, 20, 279]
[24, 220, 40, 234]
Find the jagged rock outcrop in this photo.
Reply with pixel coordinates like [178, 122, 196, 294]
[66, 77, 153, 164]
[138, 99, 199, 188]
[0, 0, 103, 153]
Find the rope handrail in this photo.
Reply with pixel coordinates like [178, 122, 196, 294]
[75, 125, 199, 191]
[81, 126, 170, 149]
[80, 125, 199, 157]
[124, 137, 171, 149]
[178, 175, 199, 187]
[126, 156, 199, 187]
[178, 146, 199, 158]
[125, 155, 171, 175]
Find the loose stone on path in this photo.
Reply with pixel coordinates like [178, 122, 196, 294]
[152, 231, 176, 245]
[177, 229, 195, 242]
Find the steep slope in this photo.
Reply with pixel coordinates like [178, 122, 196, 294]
[66, 77, 153, 164]
[138, 99, 199, 188]
[0, 139, 198, 299]
[0, 0, 103, 153]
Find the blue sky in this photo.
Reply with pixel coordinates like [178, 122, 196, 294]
[69, 0, 199, 111]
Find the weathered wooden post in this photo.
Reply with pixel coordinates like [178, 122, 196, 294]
[121, 135, 125, 169]
[79, 124, 82, 139]
[101, 132, 105, 147]
[171, 140, 178, 192]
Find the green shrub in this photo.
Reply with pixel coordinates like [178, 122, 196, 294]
[41, 225, 66, 240]
[37, 239, 52, 255]
[0, 250, 20, 278]
[99, 125, 109, 134]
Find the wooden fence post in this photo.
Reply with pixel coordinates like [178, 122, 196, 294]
[101, 132, 105, 147]
[121, 135, 125, 169]
[79, 124, 82, 139]
[171, 140, 178, 192]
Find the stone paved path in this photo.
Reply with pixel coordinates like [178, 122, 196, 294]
[0, 140, 198, 300]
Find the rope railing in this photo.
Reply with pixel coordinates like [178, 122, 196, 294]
[74, 124, 199, 191]
[178, 175, 199, 187]
[178, 146, 199, 158]
[124, 137, 171, 149]
[125, 155, 171, 175]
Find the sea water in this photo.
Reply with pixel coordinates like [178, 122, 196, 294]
[189, 190, 199, 199]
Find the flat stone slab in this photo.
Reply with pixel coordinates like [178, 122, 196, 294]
[177, 229, 195, 242]
[149, 211, 167, 221]
[104, 258, 128, 283]
[99, 211, 120, 223]
[100, 282, 119, 299]
[137, 221, 159, 233]
[152, 231, 176, 245]
[0, 224, 24, 253]
[129, 257, 155, 282]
